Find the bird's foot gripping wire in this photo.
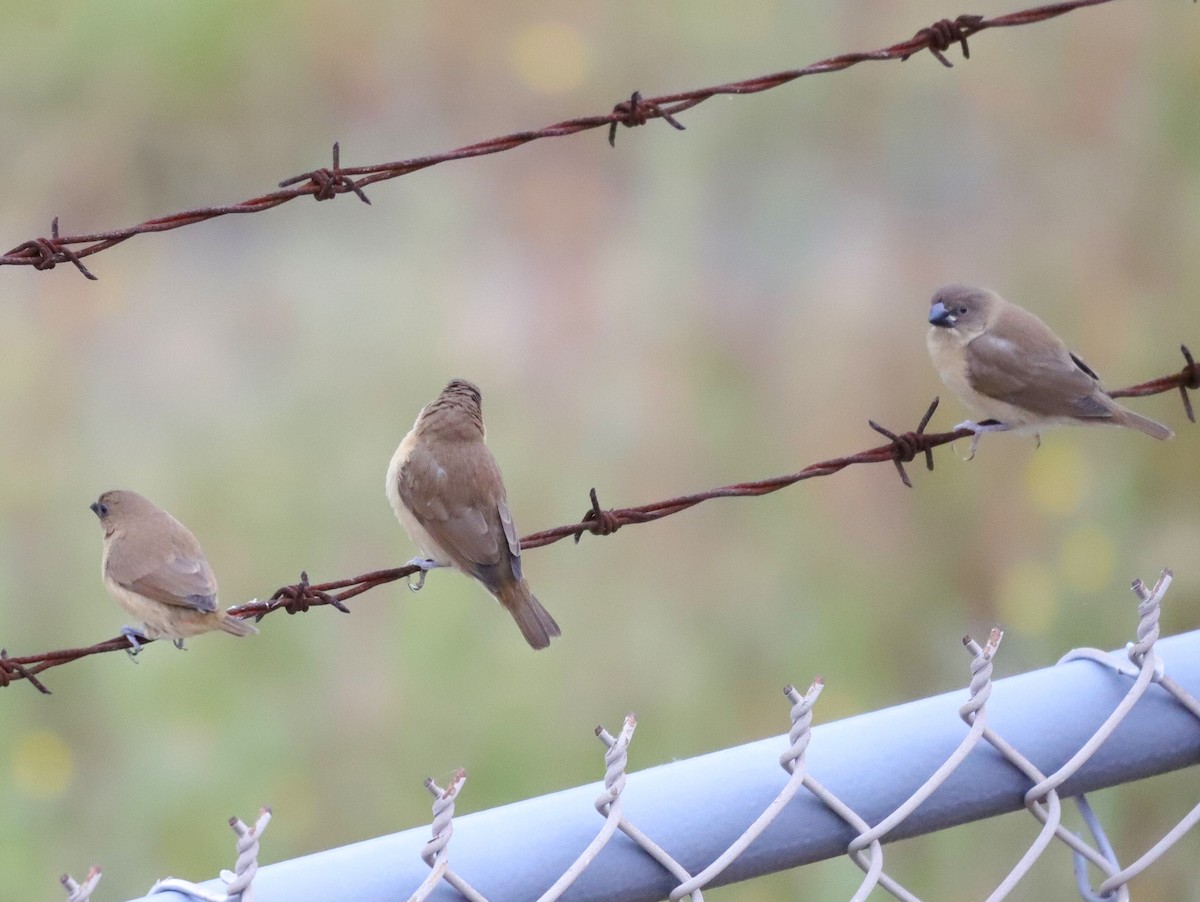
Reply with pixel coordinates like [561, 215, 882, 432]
[405, 557, 444, 592]
[954, 419, 1011, 460]
[120, 626, 149, 658]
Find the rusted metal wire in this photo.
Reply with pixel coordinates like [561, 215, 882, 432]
[1, 347, 1192, 694]
[1110, 344, 1200, 423]
[0, 0, 1129, 278]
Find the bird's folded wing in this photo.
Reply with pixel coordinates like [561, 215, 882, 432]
[398, 443, 503, 568]
[497, 499, 523, 581]
[109, 543, 218, 612]
[967, 332, 1112, 419]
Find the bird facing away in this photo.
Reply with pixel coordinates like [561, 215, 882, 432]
[386, 379, 561, 650]
[91, 490, 257, 652]
[926, 285, 1173, 455]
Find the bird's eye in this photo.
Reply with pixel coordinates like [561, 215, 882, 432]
[98, 503, 109, 516]
[957, 306, 968, 315]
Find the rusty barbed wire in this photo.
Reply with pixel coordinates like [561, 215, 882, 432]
[0, 0, 1132, 278]
[0, 345, 1192, 694]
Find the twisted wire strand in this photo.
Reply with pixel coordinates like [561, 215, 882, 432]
[3, 345, 1194, 694]
[1, 0, 1130, 277]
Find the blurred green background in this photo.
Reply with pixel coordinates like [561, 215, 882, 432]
[2, 1, 1198, 899]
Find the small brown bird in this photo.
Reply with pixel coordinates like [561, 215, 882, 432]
[91, 489, 257, 652]
[386, 379, 560, 650]
[927, 285, 1173, 455]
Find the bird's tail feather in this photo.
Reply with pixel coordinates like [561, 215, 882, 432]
[498, 580, 560, 650]
[219, 612, 259, 637]
[1110, 404, 1174, 441]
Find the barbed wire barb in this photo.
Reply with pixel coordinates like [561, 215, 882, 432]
[902, 15, 985, 67]
[1109, 345, 1199, 422]
[0, 0, 1138, 278]
[278, 142, 372, 205]
[608, 91, 688, 147]
[868, 396, 941, 488]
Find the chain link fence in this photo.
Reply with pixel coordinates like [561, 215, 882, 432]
[54, 570, 1200, 901]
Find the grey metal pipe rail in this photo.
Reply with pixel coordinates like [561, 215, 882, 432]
[133, 623, 1200, 902]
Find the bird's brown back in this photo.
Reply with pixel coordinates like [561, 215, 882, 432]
[101, 491, 219, 611]
[400, 380, 524, 587]
[966, 304, 1112, 419]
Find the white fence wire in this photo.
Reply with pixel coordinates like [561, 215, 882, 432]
[60, 570, 1200, 902]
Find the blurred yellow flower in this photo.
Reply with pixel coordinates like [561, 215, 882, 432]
[1060, 526, 1116, 594]
[1024, 441, 1088, 517]
[508, 22, 592, 95]
[996, 561, 1058, 634]
[11, 730, 74, 800]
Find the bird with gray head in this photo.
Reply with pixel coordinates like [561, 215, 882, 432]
[386, 379, 561, 649]
[926, 284, 1173, 457]
[91, 489, 257, 653]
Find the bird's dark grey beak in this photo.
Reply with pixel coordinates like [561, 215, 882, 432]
[928, 301, 954, 327]
[89, 501, 101, 517]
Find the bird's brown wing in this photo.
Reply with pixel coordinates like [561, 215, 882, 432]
[397, 441, 510, 574]
[496, 498, 523, 581]
[966, 331, 1112, 419]
[107, 535, 218, 612]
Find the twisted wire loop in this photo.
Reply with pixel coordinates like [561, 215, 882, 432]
[61, 867, 102, 902]
[667, 681, 824, 900]
[0, 648, 52, 694]
[221, 809, 273, 901]
[1016, 570, 1194, 902]
[607, 91, 689, 147]
[536, 716, 638, 902]
[585, 718, 706, 902]
[902, 15, 986, 67]
[846, 630, 1000, 856]
[572, 487, 625, 543]
[5, 344, 1192, 693]
[1054, 571, 1200, 901]
[264, 570, 350, 619]
[954, 631, 1080, 902]
[408, 769, 485, 902]
[148, 808, 271, 902]
[4, 217, 98, 280]
[278, 143, 371, 204]
[0, 0, 1131, 277]
[813, 632, 1005, 902]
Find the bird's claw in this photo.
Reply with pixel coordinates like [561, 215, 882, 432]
[173, 638, 187, 651]
[952, 420, 1010, 461]
[404, 557, 442, 593]
[120, 625, 147, 659]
